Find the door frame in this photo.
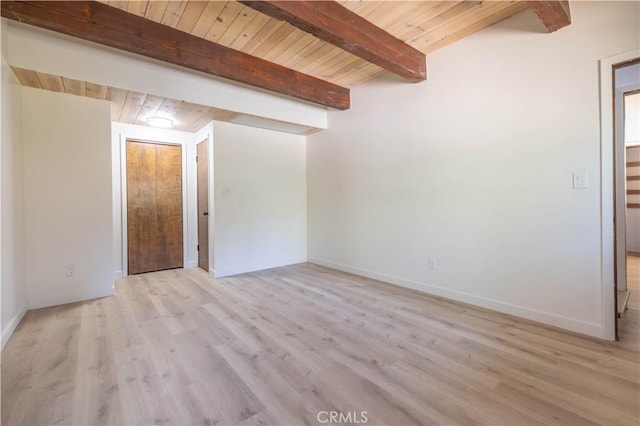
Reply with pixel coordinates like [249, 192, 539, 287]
[600, 49, 640, 341]
[121, 137, 189, 277]
[195, 126, 215, 276]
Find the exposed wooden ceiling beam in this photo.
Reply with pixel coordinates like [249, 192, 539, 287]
[527, 1, 571, 32]
[239, 0, 426, 82]
[0, 1, 350, 110]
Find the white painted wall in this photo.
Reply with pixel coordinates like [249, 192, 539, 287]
[307, 1, 640, 339]
[214, 122, 307, 277]
[22, 87, 113, 309]
[1, 51, 26, 348]
[111, 122, 197, 277]
[5, 21, 327, 130]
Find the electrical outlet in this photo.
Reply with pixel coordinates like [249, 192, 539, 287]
[65, 264, 75, 278]
[428, 258, 437, 270]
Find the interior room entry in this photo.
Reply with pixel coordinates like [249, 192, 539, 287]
[197, 139, 209, 272]
[127, 140, 183, 274]
[612, 59, 640, 337]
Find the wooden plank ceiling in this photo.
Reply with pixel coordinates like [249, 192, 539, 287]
[6, 1, 569, 132]
[97, 0, 531, 88]
[11, 66, 321, 134]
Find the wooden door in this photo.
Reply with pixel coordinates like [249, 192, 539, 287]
[127, 141, 183, 274]
[197, 140, 209, 272]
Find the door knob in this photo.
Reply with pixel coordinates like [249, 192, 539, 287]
[203, 212, 209, 216]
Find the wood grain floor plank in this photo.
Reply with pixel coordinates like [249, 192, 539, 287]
[72, 302, 122, 426]
[216, 339, 307, 425]
[2, 262, 639, 425]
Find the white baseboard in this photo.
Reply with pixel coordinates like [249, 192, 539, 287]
[215, 257, 308, 278]
[187, 260, 198, 268]
[113, 270, 123, 280]
[308, 257, 606, 339]
[2, 307, 27, 350]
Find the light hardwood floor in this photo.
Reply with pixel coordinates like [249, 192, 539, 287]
[2, 263, 639, 425]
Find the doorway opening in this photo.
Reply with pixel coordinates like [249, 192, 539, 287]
[612, 59, 640, 341]
[126, 140, 184, 275]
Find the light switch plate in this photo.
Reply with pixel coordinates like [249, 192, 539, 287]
[573, 171, 588, 189]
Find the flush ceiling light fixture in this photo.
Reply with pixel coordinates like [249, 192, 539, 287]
[146, 116, 174, 129]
